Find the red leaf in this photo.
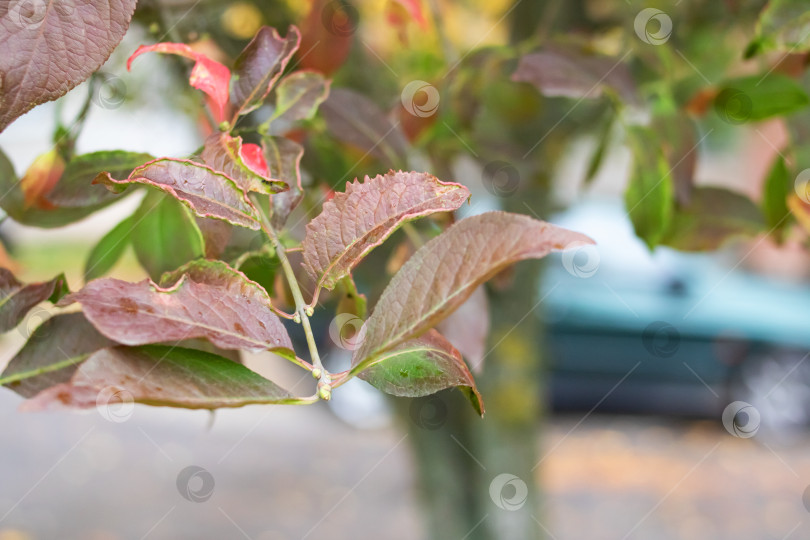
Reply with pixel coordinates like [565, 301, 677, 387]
[128, 43, 232, 122]
[351, 212, 593, 373]
[241, 143, 269, 177]
[0, 0, 137, 132]
[299, 0, 354, 76]
[95, 158, 261, 229]
[389, 0, 428, 29]
[200, 133, 287, 194]
[65, 260, 294, 356]
[301, 170, 470, 291]
[358, 329, 483, 415]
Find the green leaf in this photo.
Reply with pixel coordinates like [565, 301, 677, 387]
[714, 73, 809, 123]
[358, 330, 483, 416]
[236, 251, 279, 295]
[0, 146, 126, 228]
[131, 191, 205, 281]
[662, 187, 765, 251]
[46, 151, 152, 207]
[84, 216, 134, 282]
[270, 70, 330, 125]
[762, 155, 793, 242]
[0, 313, 114, 397]
[747, 0, 810, 58]
[21, 345, 299, 411]
[625, 130, 674, 249]
[0, 269, 67, 333]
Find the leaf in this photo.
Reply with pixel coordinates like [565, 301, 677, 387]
[236, 252, 279, 295]
[130, 191, 205, 281]
[65, 260, 294, 356]
[337, 276, 367, 320]
[320, 88, 409, 166]
[788, 193, 810, 234]
[128, 43, 231, 122]
[350, 211, 592, 372]
[390, 0, 429, 29]
[0, 269, 67, 333]
[358, 329, 483, 415]
[714, 74, 809, 123]
[264, 136, 305, 228]
[84, 216, 134, 282]
[0, 147, 130, 228]
[0, 313, 114, 398]
[747, 0, 810, 57]
[46, 151, 152, 208]
[762, 155, 792, 242]
[298, 0, 354, 76]
[231, 25, 301, 117]
[20, 149, 65, 209]
[436, 285, 489, 373]
[270, 70, 330, 125]
[512, 47, 638, 105]
[301, 171, 470, 291]
[195, 217, 233, 259]
[22, 345, 297, 411]
[95, 158, 261, 230]
[625, 130, 674, 249]
[0, 0, 138, 132]
[662, 187, 765, 251]
[201, 132, 287, 194]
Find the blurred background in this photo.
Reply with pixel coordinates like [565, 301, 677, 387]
[3, 0, 810, 539]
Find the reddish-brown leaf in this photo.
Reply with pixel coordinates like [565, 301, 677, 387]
[512, 47, 638, 105]
[22, 345, 297, 411]
[128, 43, 231, 122]
[201, 132, 287, 194]
[436, 285, 490, 373]
[0, 269, 67, 333]
[270, 71, 330, 125]
[65, 260, 293, 356]
[358, 329, 483, 415]
[95, 158, 260, 230]
[351, 212, 593, 372]
[263, 136, 305, 228]
[231, 26, 301, 118]
[301, 170, 470, 291]
[0, 0, 137, 132]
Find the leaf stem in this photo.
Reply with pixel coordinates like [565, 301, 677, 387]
[253, 201, 331, 399]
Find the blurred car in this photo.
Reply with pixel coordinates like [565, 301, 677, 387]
[541, 199, 810, 435]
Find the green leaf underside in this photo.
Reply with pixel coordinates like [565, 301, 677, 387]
[662, 187, 765, 251]
[66, 260, 294, 355]
[350, 211, 593, 374]
[21, 345, 296, 410]
[301, 170, 471, 290]
[358, 329, 484, 416]
[1, 313, 114, 397]
[201, 132, 287, 194]
[84, 216, 134, 282]
[46, 151, 153, 207]
[95, 158, 260, 230]
[131, 191, 205, 281]
[0, 269, 66, 333]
